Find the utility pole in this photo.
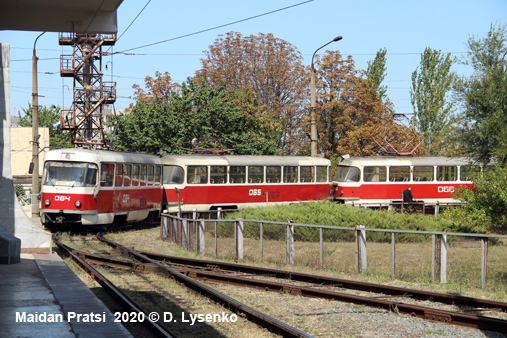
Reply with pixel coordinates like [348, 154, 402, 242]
[310, 36, 342, 157]
[31, 31, 45, 218]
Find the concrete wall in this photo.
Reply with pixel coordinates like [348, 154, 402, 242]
[0, 43, 50, 261]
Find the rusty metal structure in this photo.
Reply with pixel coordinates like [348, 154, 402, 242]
[59, 33, 117, 147]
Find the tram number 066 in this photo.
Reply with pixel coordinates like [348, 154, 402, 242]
[249, 189, 262, 196]
[437, 186, 455, 193]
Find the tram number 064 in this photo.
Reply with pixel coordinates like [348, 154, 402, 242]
[249, 189, 262, 196]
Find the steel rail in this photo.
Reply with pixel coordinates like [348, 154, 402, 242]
[135, 249, 507, 313]
[78, 245, 507, 334]
[52, 235, 177, 338]
[95, 233, 313, 338]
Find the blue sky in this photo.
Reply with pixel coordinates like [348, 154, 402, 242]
[1, 0, 506, 118]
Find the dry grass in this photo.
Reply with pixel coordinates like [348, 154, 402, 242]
[110, 225, 507, 301]
[55, 226, 507, 337]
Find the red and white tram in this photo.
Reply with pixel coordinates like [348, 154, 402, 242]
[40, 148, 163, 227]
[332, 156, 478, 207]
[161, 154, 332, 212]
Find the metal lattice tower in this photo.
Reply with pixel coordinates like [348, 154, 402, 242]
[59, 33, 116, 147]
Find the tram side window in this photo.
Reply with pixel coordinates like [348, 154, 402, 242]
[316, 166, 328, 182]
[147, 165, 154, 186]
[413, 166, 434, 181]
[123, 165, 131, 187]
[283, 166, 298, 183]
[188, 166, 208, 184]
[389, 166, 410, 182]
[334, 166, 360, 182]
[154, 166, 161, 185]
[364, 166, 386, 182]
[140, 165, 147, 186]
[210, 166, 227, 184]
[301, 166, 315, 183]
[230, 166, 246, 184]
[460, 165, 480, 181]
[437, 166, 457, 181]
[132, 165, 140, 186]
[100, 163, 114, 187]
[163, 165, 184, 184]
[248, 166, 264, 183]
[266, 166, 281, 183]
[115, 164, 123, 187]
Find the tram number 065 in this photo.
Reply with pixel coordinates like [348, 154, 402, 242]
[249, 189, 262, 196]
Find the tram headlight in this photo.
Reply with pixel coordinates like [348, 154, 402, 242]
[44, 199, 51, 207]
[75, 200, 82, 208]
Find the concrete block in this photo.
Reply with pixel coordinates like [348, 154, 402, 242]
[0, 224, 20, 264]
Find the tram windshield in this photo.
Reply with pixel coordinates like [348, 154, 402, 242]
[334, 166, 360, 182]
[43, 161, 98, 187]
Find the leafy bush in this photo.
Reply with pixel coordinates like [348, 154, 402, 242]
[442, 164, 507, 233]
[221, 201, 482, 243]
[14, 184, 25, 197]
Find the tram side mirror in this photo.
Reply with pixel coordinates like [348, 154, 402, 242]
[28, 162, 34, 175]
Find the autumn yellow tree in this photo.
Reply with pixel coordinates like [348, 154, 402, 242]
[314, 51, 426, 157]
[196, 32, 309, 155]
[131, 71, 180, 104]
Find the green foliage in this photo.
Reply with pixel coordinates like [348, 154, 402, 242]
[410, 48, 455, 154]
[14, 184, 25, 197]
[18, 104, 72, 148]
[111, 78, 280, 155]
[454, 21, 507, 165]
[220, 201, 477, 242]
[442, 164, 507, 231]
[366, 48, 390, 105]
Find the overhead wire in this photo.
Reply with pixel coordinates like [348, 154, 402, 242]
[116, 0, 314, 53]
[83, 0, 106, 33]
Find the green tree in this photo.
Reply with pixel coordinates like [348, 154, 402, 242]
[454, 21, 507, 165]
[410, 47, 455, 154]
[366, 48, 390, 105]
[111, 78, 280, 155]
[197, 32, 309, 155]
[444, 165, 507, 232]
[18, 104, 72, 148]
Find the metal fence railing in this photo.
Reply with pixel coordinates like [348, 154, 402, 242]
[160, 210, 507, 290]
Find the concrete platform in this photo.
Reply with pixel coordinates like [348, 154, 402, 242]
[0, 253, 133, 338]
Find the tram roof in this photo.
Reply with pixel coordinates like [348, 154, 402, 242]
[339, 156, 480, 167]
[43, 148, 162, 164]
[161, 154, 331, 167]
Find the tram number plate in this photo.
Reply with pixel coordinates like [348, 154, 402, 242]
[249, 189, 262, 196]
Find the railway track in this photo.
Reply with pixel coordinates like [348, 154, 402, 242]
[53, 234, 312, 338]
[89, 233, 507, 335]
[54, 233, 507, 336]
[53, 235, 177, 338]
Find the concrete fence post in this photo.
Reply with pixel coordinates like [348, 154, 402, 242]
[198, 220, 205, 256]
[160, 213, 168, 240]
[181, 219, 188, 249]
[356, 225, 367, 273]
[433, 233, 447, 283]
[286, 220, 294, 266]
[481, 237, 489, 290]
[235, 219, 244, 261]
